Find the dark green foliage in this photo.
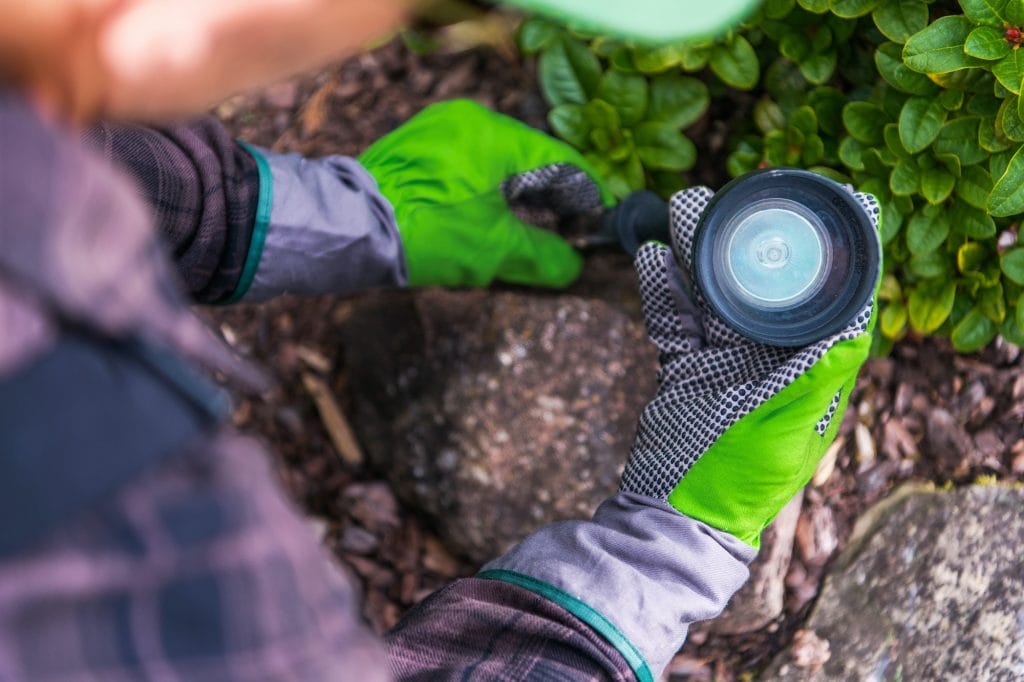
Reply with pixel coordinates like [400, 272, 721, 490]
[520, 0, 1024, 353]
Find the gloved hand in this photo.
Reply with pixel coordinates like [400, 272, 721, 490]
[230, 99, 612, 302]
[623, 185, 880, 547]
[359, 99, 613, 288]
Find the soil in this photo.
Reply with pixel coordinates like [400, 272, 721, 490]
[210, 36, 1024, 680]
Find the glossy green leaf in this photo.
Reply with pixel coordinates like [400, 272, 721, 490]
[679, 45, 710, 72]
[939, 89, 965, 112]
[902, 16, 985, 75]
[790, 106, 819, 136]
[647, 75, 709, 129]
[890, 159, 920, 195]
[809, 87, 847, 136]
[780, 32, 811, 63]
[802, 134, 826, 165]
[1002, 308, 1024, 346]
[933, 117, 987, 165]
[1002, 246, 1024, 284]
[885, 123, 912, 160]
[635, 122, 697, 171]
[908, 279, 957, 333]
[990, 147, 1015, 179]
[583, 99, 621, 133]
[876, 41, 940, 95]
[872, 0, 929, 44]
[956, 165, 995, 208]
[959, 0, 1011, 27]
[1018, 292, 1024, 332]
[979, 283, 1007, 323]
[881, 197, 905, 244]
[598, 70, 648, 126]
[993, 50, 1024, 94]
[843, 101, 888, 145]
[936, 151, 962, 177]
[632, 44, 684, 74]
[607, 152, 646, 198]
[830, 0, 879, 18]
[709, 36, 759, 90]
[967, 93, 1003, 117]
[548, 104, 590, 150]
[988, 144, 1024, 216]
[899, 96, 947, 153]
[979, 116, 1012, 152]
[754, 98, 785, 134]
[766, 0, 797, 18]
[906, 205, 950, 254]
[958, 241, 988, 273]
[519, 18, 558, 54]
[539, 37, 601, 106]
[951, 200, 997, 238]
[798, 0, 830, 11]
[921, 167, 956, 203]
[964, 25, 1012, 60]
[951, 307, 998, 351]
[909, 251, 951, 278]
[998, 98, 1024, 142]
[800, 52, 837, 85]
[880, 301, 909, 338]
[839, 136, 867, 170]
[879, 272, 903, 301]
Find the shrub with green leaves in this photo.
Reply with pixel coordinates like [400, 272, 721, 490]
[519, 0, 1024, 353]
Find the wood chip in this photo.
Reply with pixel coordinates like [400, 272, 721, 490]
[302, 372, 364, 467]
[812, 436, 844, 487]
[854, 422, 876, 469]
[422, 535, 461, 578]
[295, 344, 332, 373]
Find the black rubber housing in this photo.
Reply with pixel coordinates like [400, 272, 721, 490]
[690, 169, 881, 347]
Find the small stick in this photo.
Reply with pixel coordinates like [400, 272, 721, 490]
[302, 372, 364, 468]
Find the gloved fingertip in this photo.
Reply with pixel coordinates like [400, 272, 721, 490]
[540, 248, 584, 288]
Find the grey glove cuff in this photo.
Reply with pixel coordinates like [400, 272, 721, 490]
[480, 492, 755, 681]
[233, 144, 407, 302]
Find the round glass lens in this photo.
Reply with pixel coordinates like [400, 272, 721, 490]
[722, 201, 829, 309]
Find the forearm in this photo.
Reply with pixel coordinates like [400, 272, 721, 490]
[84, 119, 407, 303]
[386, 577, 634, 681]
[386, 493, 753, 682]
[83, 118, 260, 303]
[479, 493, 756, 681]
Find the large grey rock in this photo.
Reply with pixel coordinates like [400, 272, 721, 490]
[340, 283, 656, 563]
[765, 484, 1024, 681]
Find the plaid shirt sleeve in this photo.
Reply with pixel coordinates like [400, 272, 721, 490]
[83, 119, 261, 304]
[386, 579, 636, 681]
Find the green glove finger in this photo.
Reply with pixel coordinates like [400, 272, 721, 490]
[402, 188, 583, 288]
[360, 99, 613, 207]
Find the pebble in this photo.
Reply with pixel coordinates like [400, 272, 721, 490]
[790, 629, 831, 671]
[340, 526, 379, 555]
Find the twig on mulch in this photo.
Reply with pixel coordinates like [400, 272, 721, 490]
[302, 372, 365, 467]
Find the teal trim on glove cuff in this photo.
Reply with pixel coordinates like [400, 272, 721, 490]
[224, 140, 273, 304]
[478, 569, 654, 682]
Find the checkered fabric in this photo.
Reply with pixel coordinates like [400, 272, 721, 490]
[0, 430, 389, 682]
[84, 118, 260, 305]
[621, 187, 877, 500]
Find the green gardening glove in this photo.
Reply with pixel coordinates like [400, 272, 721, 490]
[622, 186, 881, 547]
[359, 99, 614, 289]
